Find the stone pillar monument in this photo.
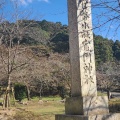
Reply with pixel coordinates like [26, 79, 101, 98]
[55, 0, 120, 120]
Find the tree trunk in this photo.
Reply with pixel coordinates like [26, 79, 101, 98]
[3, 87, 10, 109]
[26, 85, 31, 101]
[12, 87, 16, 106]
[107, 90, 111, 100]
[39, 88, 42, 100]
[3, 41, 12, 109]
[39, 82, 43, 100]
[3, 75, 11, 109]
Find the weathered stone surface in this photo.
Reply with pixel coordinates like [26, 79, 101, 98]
[65, 96, 109, 116]
[56, 115, 88, 120]
[55, 0, 120, 119]
[68, 0, 97, 97]
[55, 114, 120, 120]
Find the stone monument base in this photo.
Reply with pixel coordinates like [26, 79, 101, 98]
[65, 96, 109, 115]
[55, 113, 120, 120]
[55, 96, 120, 120]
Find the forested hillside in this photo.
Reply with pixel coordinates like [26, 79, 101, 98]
[1, 20, 119, 64]
[0, 20, 120, 102]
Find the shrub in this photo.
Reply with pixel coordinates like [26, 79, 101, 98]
[14, 83, 27, 102]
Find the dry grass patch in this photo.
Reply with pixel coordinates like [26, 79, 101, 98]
[13, 97, 65, 120]
[0, 97, 65, 120]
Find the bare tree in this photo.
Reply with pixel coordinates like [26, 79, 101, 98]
[0, 1, 36, 108]
[91, 0, 120, 39]
[97, 61, 120, 99]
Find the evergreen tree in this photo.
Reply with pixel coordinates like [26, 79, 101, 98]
[94, 35, 114, 66]
[113, 40, 120, 60]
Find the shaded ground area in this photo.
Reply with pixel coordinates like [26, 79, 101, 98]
[109, 98, 120, 113]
